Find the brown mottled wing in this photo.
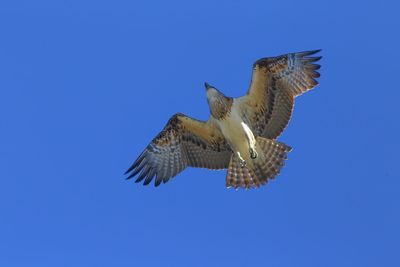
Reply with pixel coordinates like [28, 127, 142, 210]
[240, 50, 322, 139]
[125, 113, 231, 186]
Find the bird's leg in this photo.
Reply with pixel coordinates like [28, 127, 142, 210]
[241, 122, 257, 159]
[249, 147, 258, 159]
[236, 152, 247, 168]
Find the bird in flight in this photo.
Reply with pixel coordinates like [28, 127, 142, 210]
[125, 50, 321, 189]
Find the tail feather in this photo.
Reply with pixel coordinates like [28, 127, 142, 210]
[226, 137, 292, 189]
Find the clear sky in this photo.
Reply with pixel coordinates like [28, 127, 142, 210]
[1, 0, 399, 266]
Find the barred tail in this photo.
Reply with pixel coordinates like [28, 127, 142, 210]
[226, 137, 292, 189]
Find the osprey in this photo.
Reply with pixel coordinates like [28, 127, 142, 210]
[125, 50, 321, 188]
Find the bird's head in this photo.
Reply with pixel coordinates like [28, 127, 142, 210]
[204, 82, 232, 119]
[205, 82, 222, 100]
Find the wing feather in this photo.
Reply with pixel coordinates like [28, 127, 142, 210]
[125, 113, 232, 186]
[239, 50, 322, 139]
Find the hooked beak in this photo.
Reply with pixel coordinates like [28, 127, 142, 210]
[204, 82, 213, 90]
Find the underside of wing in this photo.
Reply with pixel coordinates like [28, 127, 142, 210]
[125, 113, 232, 187]
[240, 50, 322, 139]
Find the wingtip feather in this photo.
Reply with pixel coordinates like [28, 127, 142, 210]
[154, 178, 162, 187]
[306, 56, 322, 62]
[299, 49, 322, 57]
[124, 153, 145, 175]
[143, 170, 155, 186]
[126, 166, 142, 180]
[135, 166, 151, 183]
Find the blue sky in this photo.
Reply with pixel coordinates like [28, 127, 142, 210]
[0, 0, 399, 266]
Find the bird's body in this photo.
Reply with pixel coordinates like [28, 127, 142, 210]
[210, 96, 256, 168]
[125, 50, 322, 189]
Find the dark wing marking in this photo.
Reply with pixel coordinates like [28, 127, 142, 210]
[125, 113, 231, 186]
[239, 50, 322, 139]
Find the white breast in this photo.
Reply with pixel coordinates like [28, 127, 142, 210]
[216, 100, 255, 158]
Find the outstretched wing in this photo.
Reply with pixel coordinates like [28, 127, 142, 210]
[239, 50, 322, 139]
[125, 113, 231, 186]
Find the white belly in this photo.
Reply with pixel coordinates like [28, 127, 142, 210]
[216, 103, 255, 161]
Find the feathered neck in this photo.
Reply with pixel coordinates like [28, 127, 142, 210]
[207, 89, 233, 119]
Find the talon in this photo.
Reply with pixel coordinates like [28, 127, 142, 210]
[239, 158, 247, 168]
[250, 148, 258, 159]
